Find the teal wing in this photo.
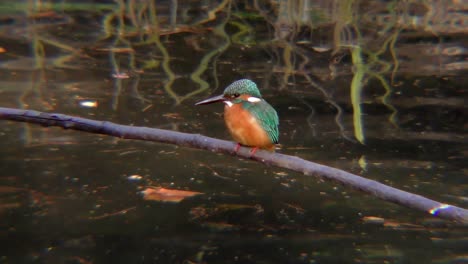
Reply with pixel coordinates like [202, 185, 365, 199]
[243, 100, 279, 144]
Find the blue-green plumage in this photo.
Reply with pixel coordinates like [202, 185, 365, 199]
[225, 79, 279, 144]
[241, 100, 279, 144]
[224, 79, 262, 98]
[195, 79, 280, 149]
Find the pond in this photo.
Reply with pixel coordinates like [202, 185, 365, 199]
[0, 1, 466, 263]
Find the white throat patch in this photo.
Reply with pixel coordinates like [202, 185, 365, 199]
[247, 97, 261, 103]
[223, 101, 234, 107]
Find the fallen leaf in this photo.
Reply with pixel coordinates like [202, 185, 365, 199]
[162, 113, 183, 120]
[362, 216, 385, 225]
[112, 72, 130, 79]
[384, 221, 423, 230]
[201, 221, 237, 231]
[141, 187, 203, 203]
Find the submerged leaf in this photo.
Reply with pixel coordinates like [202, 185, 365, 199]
[141, 187, 203, 203]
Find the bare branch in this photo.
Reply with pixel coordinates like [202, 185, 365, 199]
[0, 107, 466, 224]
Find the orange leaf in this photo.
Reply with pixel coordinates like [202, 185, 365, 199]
[362, 216, 385, 225]
[142, 187, 203, 203]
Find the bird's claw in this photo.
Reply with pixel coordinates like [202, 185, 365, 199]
[234, 143, 241, 153]
[249, 147, 259, 158]
[234, 143, 258, 158]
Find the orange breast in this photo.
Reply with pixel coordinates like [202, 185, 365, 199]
[224, 103, 274, 151]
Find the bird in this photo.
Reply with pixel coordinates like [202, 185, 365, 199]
[195, 79, 279, 153]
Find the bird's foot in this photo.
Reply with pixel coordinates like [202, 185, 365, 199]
[234, 143, 241, 153]
[234, 144, 259, 158]
[249, 147, 259, 158]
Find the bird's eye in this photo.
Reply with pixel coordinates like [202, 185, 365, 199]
[233, 93, 240, 98]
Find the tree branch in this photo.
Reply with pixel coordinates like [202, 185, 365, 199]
[0, 107, 466, 224]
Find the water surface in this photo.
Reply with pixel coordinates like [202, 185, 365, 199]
[0, 1, 466, 263]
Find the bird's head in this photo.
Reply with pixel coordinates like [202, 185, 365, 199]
[195, 79, 262, 106]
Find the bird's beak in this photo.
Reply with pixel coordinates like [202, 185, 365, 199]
[195, 94, 226, 105]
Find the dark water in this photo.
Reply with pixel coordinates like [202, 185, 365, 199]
[0, 1, 466, 263]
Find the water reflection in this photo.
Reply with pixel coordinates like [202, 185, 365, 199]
[0, 0, 466, 263]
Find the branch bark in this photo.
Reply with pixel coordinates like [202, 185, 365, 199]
[0, 107, 467, 224]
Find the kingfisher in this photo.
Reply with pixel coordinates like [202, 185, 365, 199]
[195, 79, 279, 152]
